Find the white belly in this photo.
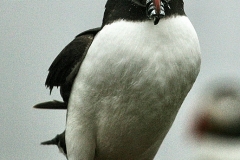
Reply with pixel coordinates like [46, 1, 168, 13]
[66, 16, 201, 160]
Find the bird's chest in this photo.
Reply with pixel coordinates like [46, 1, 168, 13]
[78, 17, 200, 110]
[68, 17, 201, 159]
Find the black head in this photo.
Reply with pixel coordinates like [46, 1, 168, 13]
[102, 0, 185, 26]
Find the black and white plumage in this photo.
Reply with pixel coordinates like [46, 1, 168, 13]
[35, 0, 201, 159]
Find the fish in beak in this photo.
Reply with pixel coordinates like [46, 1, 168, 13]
[153, 0, 161, 15]
[146, 0, 166, 25]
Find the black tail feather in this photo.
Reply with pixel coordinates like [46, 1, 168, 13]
[33, 100, 67, 109]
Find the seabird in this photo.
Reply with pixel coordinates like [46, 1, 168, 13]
[35, 0, 201, 159]
[192, 81, 240, 159]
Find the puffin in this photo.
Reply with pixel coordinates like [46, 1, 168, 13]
[193, 81, 240, 159]
[34, 0, 201, 159]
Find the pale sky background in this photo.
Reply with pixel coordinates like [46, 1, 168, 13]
[1, 1, 240, 160]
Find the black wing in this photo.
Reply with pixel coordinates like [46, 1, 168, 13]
[34, 27, 100, 109]
[45, 27, 100, 94]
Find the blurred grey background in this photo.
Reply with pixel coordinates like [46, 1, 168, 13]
[1, 1, 239, 159]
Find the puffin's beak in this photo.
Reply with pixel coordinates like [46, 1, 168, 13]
[153, 0, 161, 15]
[146, 0, 162, 25]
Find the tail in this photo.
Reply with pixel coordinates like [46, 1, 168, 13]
[41, 131, 67, 155]
[33, 100, 67, 109]
[41, 136, 59, 145]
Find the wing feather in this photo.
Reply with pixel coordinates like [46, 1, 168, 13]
[45, 27, 100, 93]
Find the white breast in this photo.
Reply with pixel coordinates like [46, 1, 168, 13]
[66, 16, 201, 160]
